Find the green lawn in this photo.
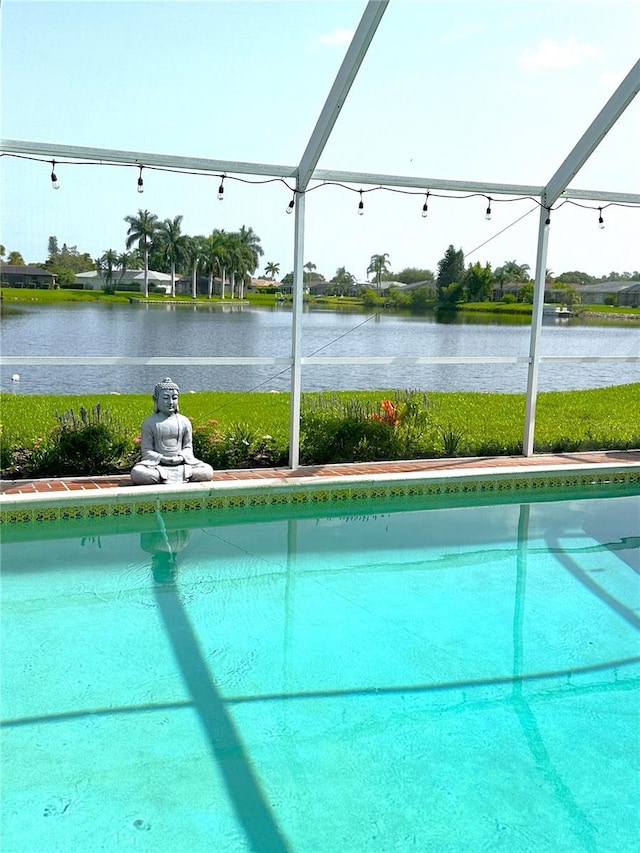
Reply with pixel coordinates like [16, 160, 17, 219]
[2, 384, 639, 453]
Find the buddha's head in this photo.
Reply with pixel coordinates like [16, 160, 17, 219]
[153, 377, 180, 414]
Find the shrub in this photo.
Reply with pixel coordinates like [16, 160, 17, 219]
[438, 424, 465, 457]
[27, 404, 135, 477]
[299, 391, 432, 464]
[0, 425, 16, 472]
[192, 420, 288, 469]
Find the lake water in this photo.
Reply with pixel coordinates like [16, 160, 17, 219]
[1, 302, 638, 395]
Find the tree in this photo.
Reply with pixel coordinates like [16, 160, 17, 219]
[367, 253, 391, 294]
[264, 261, 280, 280]
[395, 267, 434, 285]
[237, 224, 263, 275]
[43, 242, 94, 286]
[551, 282, 581, 306]
[436, 245, 464, 304]
[117, 250, 141, 282]
[493, 259, 530, 285]
[212, 229, 230, 299]
[182, 235, 206, 299]
[7, 251, 25, 265]
[303, 261, 317, 284]
[464, 261, 494, 302]
[519, 283, 534, 303]
[158, 215, 185, 298]
[124, 209, 158, 298]
[329, 266, 356, 295]
[409, 286, 436, 311]
[556, 270, 595, 286]
[331, 266, 356, 285]
[0, 245, 5, 261]
[47, 236, 60, 260]
[98, 248, 119, 294]
[201, 230, 229, 299]
[227, 232, 254, 299]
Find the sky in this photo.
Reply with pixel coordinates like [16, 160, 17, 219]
[1, 0, 639, 282]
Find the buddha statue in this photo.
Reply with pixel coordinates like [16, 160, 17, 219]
[130, 377, 214, 485]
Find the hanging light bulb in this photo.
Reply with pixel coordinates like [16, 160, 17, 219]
[485, 197, 492, 221]
[421, 191, 430, 218]
[50, 161, 59, 190]
[358, 190, 364, 216]
[137, 166, 144, 194]
[286, 195, 295, 214]
[217, 176, 225, 201]
[598, 208, 605, 229]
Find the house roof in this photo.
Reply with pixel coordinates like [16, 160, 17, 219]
[1, 264, 54, 276]
[578, 281, 640, 293]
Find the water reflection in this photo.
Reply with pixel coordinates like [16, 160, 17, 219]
[140, 529, 191, 585]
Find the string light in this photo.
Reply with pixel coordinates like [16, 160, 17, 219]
[5, 153, 637, 229]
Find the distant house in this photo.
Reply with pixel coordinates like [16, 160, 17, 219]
[570, 280, 640, 306]
[0, 264, 57, 289]
[249, 277, 280, 291]
[618, 282, 640, 308]
[75, 269, 173, 294]
[491, 281, 533, 301]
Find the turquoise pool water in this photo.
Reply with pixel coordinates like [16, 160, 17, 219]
[2, 491, 639, 852]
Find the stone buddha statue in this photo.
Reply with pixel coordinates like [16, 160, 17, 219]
[130, 377, 214, 485]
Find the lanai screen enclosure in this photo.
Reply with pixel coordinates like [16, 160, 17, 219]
[2, 0, 639, 466]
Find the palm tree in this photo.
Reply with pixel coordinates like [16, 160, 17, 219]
[367, 253, 391, 294]
[99, 248, 119, 293]
[116, 250, 140, 284]
[215, 229, 229, 299]
[303, 261, 317, 284]
[182, 235, 206, 299]
[158, 215, 185, 298]
[124, 209, 158, 298]
[495, 259, 531, 284]
[237, 224, 264, 276]
[201, 231, 229, 299]
[264, 261, 280, 281]
[226, 233, 250, 300]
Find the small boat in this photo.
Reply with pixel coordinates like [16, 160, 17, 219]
[543, 304, 572, 317]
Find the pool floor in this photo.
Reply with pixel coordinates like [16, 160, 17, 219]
[2, 493, 639, 851]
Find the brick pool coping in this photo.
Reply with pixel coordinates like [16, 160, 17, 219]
[2, 450, 639, 499]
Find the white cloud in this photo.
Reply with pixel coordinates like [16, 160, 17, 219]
[519, 38, 603, 71]
[317, 28, 355, 48]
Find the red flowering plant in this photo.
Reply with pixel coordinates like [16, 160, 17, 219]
[371, 398, 400, 426]
[300, 391, 432, 465]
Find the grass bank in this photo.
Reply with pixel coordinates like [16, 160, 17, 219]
[3, 288, 638, 321]
[2, 384, 638, 457]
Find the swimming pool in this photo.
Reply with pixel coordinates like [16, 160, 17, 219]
[2, 475, 639, 852]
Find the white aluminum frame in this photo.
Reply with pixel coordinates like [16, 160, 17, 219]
[2, 2, 639, 466]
